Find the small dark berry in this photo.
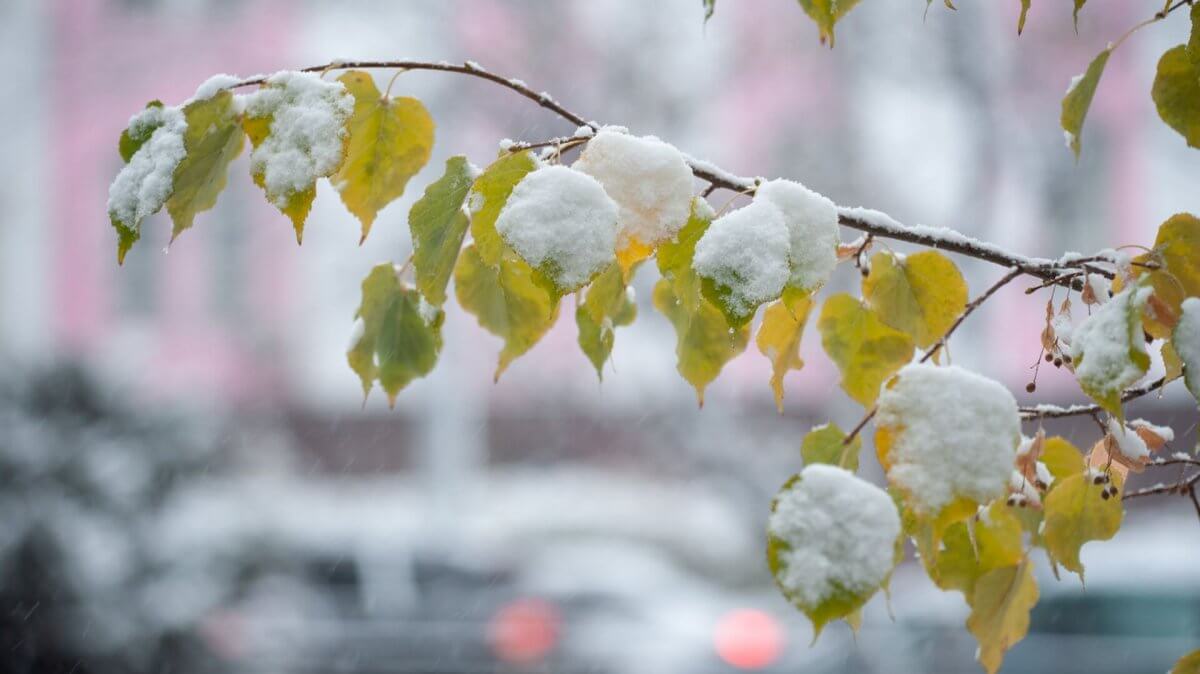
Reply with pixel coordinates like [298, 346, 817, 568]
[1044, 353, 1054, 362]
[1092, 475, 1104, 485]
[1101, 490, 1110, 500]
[1026, 382, 1036, 393]
[1006, 497, 1016, 506]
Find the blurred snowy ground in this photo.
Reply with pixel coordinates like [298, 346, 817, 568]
[0, 1, 1198, 673]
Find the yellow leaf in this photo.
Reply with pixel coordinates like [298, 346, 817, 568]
[616, 236, 655, 275]
[1152, 213, 1200, 300]
[1172, 649, 1200, 674]
[795, 0, 863, 46]
[1042, 471, 1123, 578]
[967, 561, 1039, 674]
[469, 151, 539, 267]
[927, 502, 1023, 596]
[454, 245, 560, 379]
[333, 71, 435, 243]
[1152, 46, 1200, 149]
[757, 287, 814, 412]
[817, 294, 915, 406]
[653, 272, 749, 406]
[347, 264, 443, 406]
[1039, 436, 1086, 483]
[166, 90, 244, 242]
[862, 250, 968, 349]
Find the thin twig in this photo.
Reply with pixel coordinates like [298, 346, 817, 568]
[1122, 472, 1200, 500]
[1019, 377, 1169, 420]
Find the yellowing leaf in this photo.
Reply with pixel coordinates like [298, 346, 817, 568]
[1061, 47, 1111, 159]
[1039, 436, 1086, 483]
[576, 263, 637, 378]
[166, 90, 244, 242]
[118, 100, 166, 162]
[817, 294, 915, 406]
[1042, 471, 1123, 578]
[928, 502, 1023, 596]
[703, 0, 716, 22]
[454, 244, 560, 380]
[862, 250, 967, 349]
[657, 198, 711, 281]
[410, 155, 474, 305]
[800, 423, 859, 470]
[796, 0, 863, 46]
[654, 273, 748, 406]
[617, 236, 655, 275]
[469, 151, 539, 267]
[1018, 0, 1031, 34]
[1172, 649, 1200, 674]
[347, 264, 443, 406]
[1153, 45, 1200, 149]
[757, 287, 814, 411]
[967, 561, 1039, 674]
[1072, 0, 1086, 31]
[1152, 213, 1200, 300]
[333, 71, 435, 242]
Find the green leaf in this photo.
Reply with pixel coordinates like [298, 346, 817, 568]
[1172, 649, 1200, 674]
[469, 151, 539, 267]
[757, 288, 814, 412]
[1152, 45, 1200, 149]
[653, 272, 749, 406]
[1189, 3, 1200, 68]
[1061, 47, 1111, 159]
[1174, 299, 1200, 403]
[800, 423, 859, 470]
[454, 244, 560, 380]
[118, 100, 165, 162]
[657, 197, 711, 282]
[347, 264, 443, 406]
[817, 293, 915, 407]
[576, 263, 637, 378]
[165, 90, 244, 242]
[1072, 0, 1086, 32]
[795, 0, 862, 46]
[1042, 472, 1123, 579]
[1018, 0, 1031, 34]
[967, 561, 1039, 674]
[410, 155, 475, 305]
[862, 250, 967, 349]
[333, 71, 435, 243]
[703, 0, 716, 22]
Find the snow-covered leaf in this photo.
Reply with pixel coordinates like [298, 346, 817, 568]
[757, 287, 814, 411]
[767, 465, 901, 636]
[966, 561, 1039, 674]
[1152, 45, 1200, 149]
[410, 155, 474, 305]
[495, 166, 618, 294]
[454, 244, 560, 380]
[108, 102, 187, 263]
[1069, 282, 1152, 421]
[1060, 48, 1111, 159]
[1175, 298, 1200, 403]
[165, 90, 245, 243]
[576, 263, 636, 378]
[694, 200, 791, 327]
[862, 250, 967, 349]
[817, 294, 914, 407]
[333, 70, 435, 243]
[1042, 471, 1123, 579]
[243, 71, 354, 242]
[347, 264, 443, 405]
[800, 422, 859, 471]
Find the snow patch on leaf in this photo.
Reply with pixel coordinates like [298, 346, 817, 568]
[876, 363, 1021, 513]
[692, 200, 791, 318]
[755, 179, 839, 290]
[495, 166, 619, 292]
[107, 105, 187, 233]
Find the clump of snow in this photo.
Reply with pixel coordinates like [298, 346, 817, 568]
[1035, 462, 1053, 488]
[876, 363, 1021, 512]
[692, 200, 791, 316]
[1009, 471, 1040, 506]
[755, 179, 839, 290]
[573, 125, 595, 139]
[494, 166, 619, 291]
[1177, 298, 1200, 393]
[573, 129, 694, 247]
[1084, 274, 1111, 305]
[1068, 283, 1152, 397]
[767, 464, 900, 609]
[107, 105, 187, 229]
[1107, 417, 1149, 462]
[1129, 418, 1174, 444]
[189, 74, 241, 103]
[417, 294, 440, 325]
[346, 317, 365, 352]
[243, 71, 354, 207]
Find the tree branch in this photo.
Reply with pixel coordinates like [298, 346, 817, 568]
[1019, 376, 1169, 420]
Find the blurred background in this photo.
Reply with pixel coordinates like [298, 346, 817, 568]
[1, 1, 1199, 672]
